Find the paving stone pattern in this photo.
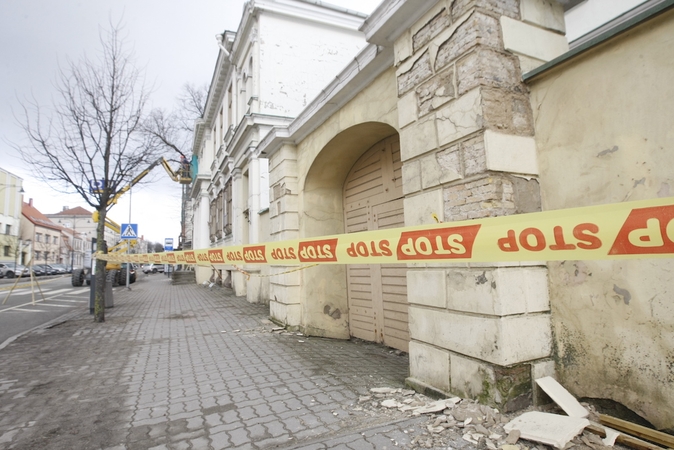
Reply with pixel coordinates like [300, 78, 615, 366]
[0, 276, 455, 450]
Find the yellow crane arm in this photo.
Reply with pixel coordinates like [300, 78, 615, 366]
[91, 157, 192, 232]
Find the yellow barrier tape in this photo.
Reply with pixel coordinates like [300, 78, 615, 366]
[96, 197, 674, 266]
[231, 264, 320, 280]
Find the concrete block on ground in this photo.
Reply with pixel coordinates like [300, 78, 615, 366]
[504, 411, 589, 449]
[535, 376, 589, 418]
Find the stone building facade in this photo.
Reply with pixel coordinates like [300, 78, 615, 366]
[195, 0, 674, 429]
[253, 0, 673, 430]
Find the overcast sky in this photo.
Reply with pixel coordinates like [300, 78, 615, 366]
[0, 0, 381, 245]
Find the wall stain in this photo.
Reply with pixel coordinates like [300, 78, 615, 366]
[476, 271, 488, 285]
[323, 305, 341, 319]
[597, 145, 619, 157]
[612, 284, 632, 305]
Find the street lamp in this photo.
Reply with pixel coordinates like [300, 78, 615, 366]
[0, 184, 25, 193]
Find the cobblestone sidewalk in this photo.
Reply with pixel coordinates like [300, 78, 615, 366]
[0, 275, 462, 450]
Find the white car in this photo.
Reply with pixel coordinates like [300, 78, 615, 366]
[0, 263, 31, 278]
[142, 263, 164, 274]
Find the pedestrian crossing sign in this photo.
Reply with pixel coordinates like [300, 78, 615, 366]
[121, 223, 138, 239]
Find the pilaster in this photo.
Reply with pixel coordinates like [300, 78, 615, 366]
[395, 0, 563, 411]
[268, 143, 301, 327]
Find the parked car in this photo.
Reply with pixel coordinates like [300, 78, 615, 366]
[142, 263, 164, 274]
[0, 263, 31, 278]
[33, 264, 58, 276]
[49, 263, 69, 274]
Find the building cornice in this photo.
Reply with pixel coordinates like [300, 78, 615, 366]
[361, 0, 437, 46]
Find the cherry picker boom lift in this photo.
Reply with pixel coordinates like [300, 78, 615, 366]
[71, 157, 191, 286]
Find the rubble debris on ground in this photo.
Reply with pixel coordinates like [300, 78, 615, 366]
[352, 381, 672, 450]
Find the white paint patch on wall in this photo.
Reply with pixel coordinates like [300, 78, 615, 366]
[257, 13, 366, 117]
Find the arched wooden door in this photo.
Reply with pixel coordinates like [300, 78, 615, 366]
[343, 135, 409, 352]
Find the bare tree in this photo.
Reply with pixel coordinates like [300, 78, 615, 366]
[143, 83, 207, 249]
[143, 82, 206, 159]
[14, 24, 162, 322]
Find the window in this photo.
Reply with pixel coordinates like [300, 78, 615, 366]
[209, 198, 217, 242]
[53, 237, 58, 245]
[35, 251, 41, 260]
[35, 233, 42, 242]
[224, 179, 233, 235]
[3, 246, 9, 257]
[5, 224, 10, 235]
[216, 190, 224, 238]
[45, 235, 50, 244]
[227, 84, 233, 127]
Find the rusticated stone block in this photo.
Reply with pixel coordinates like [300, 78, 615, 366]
[420, 145, 462, 189]
[436, 12, 502, 70]
[417, 67, 455, 116]
[451, 0, 519, 22]
[413, 7, 451, 53]
[398, 51, 433, 96]
[435, 87, 483, 147]
[443, 174, 541, 221]
[457, 48, 525, 96]
[409, 341, 451, 393]
[481, 88, 535, 136]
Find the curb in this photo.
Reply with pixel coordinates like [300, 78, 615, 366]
[0, 309, 85, 352]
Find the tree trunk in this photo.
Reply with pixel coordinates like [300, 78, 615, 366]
[93, 208, 108, 322]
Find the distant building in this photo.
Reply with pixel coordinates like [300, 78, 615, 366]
[0, 168, 26, 264]
[21, 199, 62, 266]
[46, 206, 118, 248]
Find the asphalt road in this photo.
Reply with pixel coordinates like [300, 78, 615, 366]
[0, 275, 91, 346]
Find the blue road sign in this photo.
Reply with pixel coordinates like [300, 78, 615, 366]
[121, 223, 138, 239]
[89, 179, 105, 194]
[164, 238, 174, 251]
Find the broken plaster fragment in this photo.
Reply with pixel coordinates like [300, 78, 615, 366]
[381, 399, 400, 408]
[602, 427, 620, 446]
[504, 411, 590, 449]
[535, 377, 589, 418]
[370, 387, 398, 394]
[505, 429, 521, 444]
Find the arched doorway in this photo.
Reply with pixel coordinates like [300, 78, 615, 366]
[343, 135, 409, 352]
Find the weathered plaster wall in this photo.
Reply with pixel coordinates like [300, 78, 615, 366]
[529, 9, 674, 430]
[258, 13, 365, 117]
[268, 67, 399, 336]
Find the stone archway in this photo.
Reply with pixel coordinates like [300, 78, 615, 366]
[299, 122, 402, 344]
